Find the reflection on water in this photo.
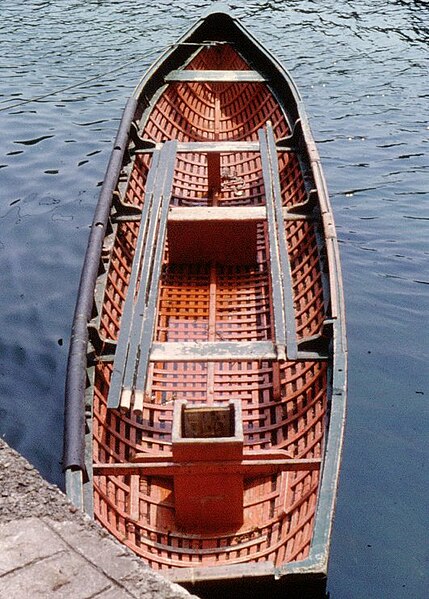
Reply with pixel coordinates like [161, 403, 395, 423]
[0, 1, 427, 597]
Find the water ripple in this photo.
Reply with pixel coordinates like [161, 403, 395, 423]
[15, 134, 54, 145]
[0, 1, 428, 597]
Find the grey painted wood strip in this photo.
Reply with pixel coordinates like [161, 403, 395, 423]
[65, 469, 83, 511]
[266, 124, 298, 359]
[107, 149, 161, 408]
[259, 128, 287, 360]
[134, 140, 178, 393]
[114, 206, 313, 223]
[135, 141, 295, 154]
[176, 141, 261, 153]
[165, 69, 266, 83]
[150, 341, 277, 362]
[295, 351, 328, 361]
[121, 141, 177, 398]
[168, 206, 266, 221]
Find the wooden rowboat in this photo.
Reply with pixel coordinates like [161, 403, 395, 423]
[64, 9, 347, 598]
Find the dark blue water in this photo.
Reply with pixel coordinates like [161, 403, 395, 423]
[1, 1, 427, 597]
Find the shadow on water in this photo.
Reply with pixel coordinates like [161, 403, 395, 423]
[181, 577, 328, 599]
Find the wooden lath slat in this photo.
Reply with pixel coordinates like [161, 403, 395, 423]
[132, 143, 178, 404]
[107, 151, 162, 406]
[107, 141, 177, 408]
[166, 69, 266, 83]
[259, 124, 298, 360]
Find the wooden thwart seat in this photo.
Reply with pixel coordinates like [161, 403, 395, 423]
[150, 341, 277, 362]
[165, 69, 266, 83]
[93, 456, 322, 477]
[114, 206, 313, 223]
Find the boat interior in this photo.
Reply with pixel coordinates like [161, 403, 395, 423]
[88, 43, 330, 571]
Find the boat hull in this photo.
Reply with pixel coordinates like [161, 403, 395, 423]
[64, 9, 347, 595]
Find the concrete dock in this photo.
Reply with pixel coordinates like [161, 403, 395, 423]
[0, 439, 196, 598]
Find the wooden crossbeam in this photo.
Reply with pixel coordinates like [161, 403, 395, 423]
[114, 206, 313, 223]
[165, 69, 266, 83]
[176, 141, 260, 153]
[135, 141, 295, 154]
[93, 458, 321, 477]
[94, 346, 327, 364]
[150, 341, 278, 362]
[168, 206, 265, 221]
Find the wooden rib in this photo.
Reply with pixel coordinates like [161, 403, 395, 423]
[93, 468, 320, 568]
[143, 82, 289, 144]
